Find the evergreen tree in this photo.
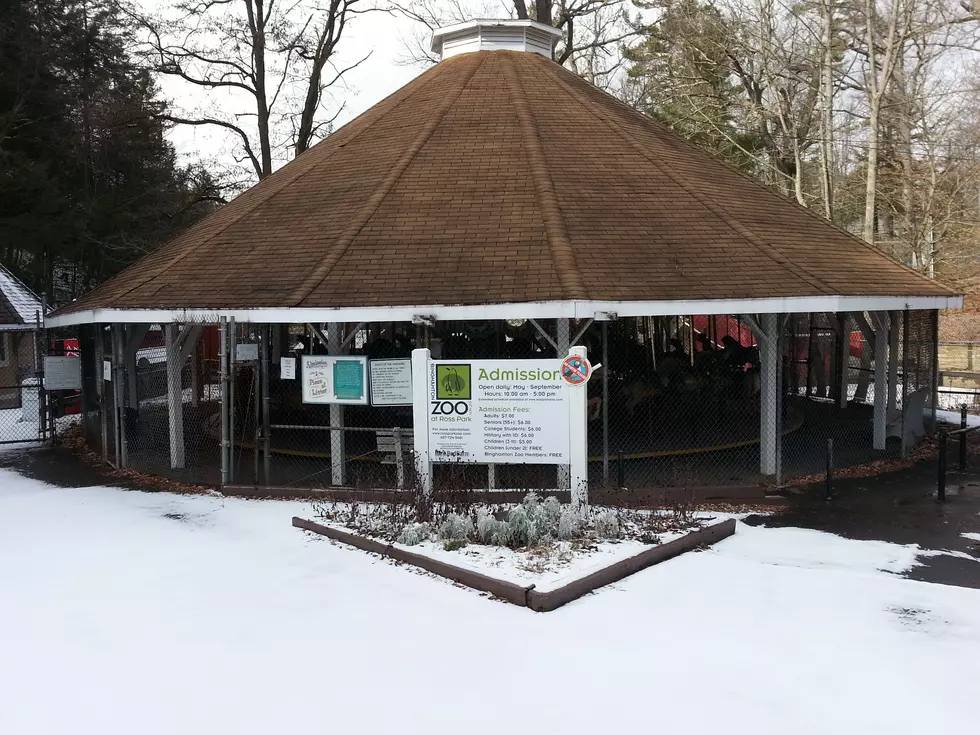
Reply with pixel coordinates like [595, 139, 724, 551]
[0, 0, 220, 303]
[624, 0, 762, 172]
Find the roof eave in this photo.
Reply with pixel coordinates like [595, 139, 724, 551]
[44, 293, 964, 328]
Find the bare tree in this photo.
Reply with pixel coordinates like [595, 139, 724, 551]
[389, 0, 640, 87]
[133, 0, 366, 182]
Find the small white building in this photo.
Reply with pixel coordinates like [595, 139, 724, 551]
[0, 265, 42, 409]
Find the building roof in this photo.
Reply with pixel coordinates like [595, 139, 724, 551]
[0, 265, 42, 331]
[50, 49, 957, 325]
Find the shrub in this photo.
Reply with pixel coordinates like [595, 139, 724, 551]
[438, 513, 474, 541]
[539, 496, 562, 537]
[595, 510, 621, 539]
[507, 505, 540, 547]
[557, 509, 582, 540]
[443, 538, 468, 551]
[396, 522, 431, 546]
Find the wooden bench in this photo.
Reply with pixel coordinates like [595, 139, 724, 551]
[887, 388, 928, 448]
[376, 428, 414, 488]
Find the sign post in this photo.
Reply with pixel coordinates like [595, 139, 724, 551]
[566, 346, 589, 509]
[411, 348, 432, 495]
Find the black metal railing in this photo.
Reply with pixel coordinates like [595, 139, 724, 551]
[937, 404, 980, 502]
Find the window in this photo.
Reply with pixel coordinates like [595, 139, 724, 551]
[0, 333, 7, 365]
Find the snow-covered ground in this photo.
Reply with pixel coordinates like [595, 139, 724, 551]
[1, 467, 979, 734]
[0, 408, 79, 445]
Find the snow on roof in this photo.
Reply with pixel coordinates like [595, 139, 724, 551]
[0, 265, 43, 330]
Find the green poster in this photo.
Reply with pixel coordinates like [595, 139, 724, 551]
[333, 360, 365, 400]
[436, 364, 471, 400]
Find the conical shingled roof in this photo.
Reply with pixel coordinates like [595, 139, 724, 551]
[54, 49, 953, 318]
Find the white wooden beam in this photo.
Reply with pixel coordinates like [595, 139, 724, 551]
[46, 295, 963, 328]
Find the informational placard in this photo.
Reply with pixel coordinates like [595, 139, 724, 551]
[103, 360, 112, 382]
[426, 359, 568, 464]
[280, 357, 296, 380]
[236, 343, 259, 362]
[369, 359, 412, 406]
[44, 356, 81, 390]
[301, 355, 368, 405]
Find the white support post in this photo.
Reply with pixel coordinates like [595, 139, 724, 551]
[568, 345, 589, 509]
[327, 324, 346, 486]
[872, 312, 890, 450]
[411, 348, 432, 495]
[165, 324, 186, 469]
[556, 318, 570, 489]
[758, 314, 779, 477]
[887, 309, 900, 414]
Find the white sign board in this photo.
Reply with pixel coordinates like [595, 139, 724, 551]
[301, 355, 368, 405]
[236, 343, 259, 362]
[280, 357, 296, 380]
[369, 359, 412, 406]
[426, 359, 569, 464]
[103, 360, 112, 382]
[44, 356, 81, 391]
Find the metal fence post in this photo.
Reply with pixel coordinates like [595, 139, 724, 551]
[219, 317, 229, 487]
[229, 317, 236, 484]
[938, 427, 947, 502]
[35, 308, 46, 441]
[825, 438, 834, 500]
[112, 324, 127, 468]
[960, 404, 968, 471]
[261, 324, 271, 486]
[602, 320, 609, 483]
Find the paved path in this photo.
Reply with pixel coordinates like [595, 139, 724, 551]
[745, 455, 980, 589]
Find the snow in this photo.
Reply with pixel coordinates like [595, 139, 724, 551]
[0, 264, 42, 329]
[963, 532, 980, 542]
[0, 408, 78, 445]
[391, 534, 659, 592]
[936, 408, 980, 427]
[2, 468, 980, 735]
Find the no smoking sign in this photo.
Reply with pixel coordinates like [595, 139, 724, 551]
[561, 355, 592, 386]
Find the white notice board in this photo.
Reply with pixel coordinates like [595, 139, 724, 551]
[426, 359, 569, 464]
[236, 343, 259, 362]
[44, 356, 81, 390]
[301, 355, 368, 405]
[369, 359, 412, 406]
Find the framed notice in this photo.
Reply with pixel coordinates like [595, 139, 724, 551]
[280, 357, 296, 380]
[44, 356, 81, 391]
[369, 359, 412, 406]
[301, 355, 368, 405]
[103, 360, 112, 382]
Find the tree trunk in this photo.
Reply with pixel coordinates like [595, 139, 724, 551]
[819, 0, 835, 220]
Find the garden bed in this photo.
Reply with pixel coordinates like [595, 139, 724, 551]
[295, 491, 737, 610]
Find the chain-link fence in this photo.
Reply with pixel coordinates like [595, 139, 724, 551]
[0, 327, 44, 445]
[71, 310, 940, 493]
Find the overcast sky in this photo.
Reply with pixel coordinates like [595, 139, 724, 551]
[153, 6, 438, 172]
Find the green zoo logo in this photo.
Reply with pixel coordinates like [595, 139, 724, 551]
[436, 364, 471, 400]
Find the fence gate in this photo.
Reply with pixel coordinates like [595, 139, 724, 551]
[0, 329, 45, 446]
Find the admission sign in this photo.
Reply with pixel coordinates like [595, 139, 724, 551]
[427, 359, 569, 464]
[412, 347, 589, 506]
